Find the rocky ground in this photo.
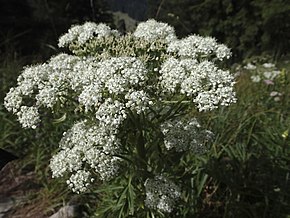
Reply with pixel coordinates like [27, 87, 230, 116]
[0, 161, 50, 218]
[0, 160, 85, 218]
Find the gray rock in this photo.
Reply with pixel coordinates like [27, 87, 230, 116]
[49, 205, 81, 218]
[0, 196, 24, 218]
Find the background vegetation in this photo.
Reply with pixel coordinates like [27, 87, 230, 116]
[1, 0, 290, 217]
[148, 0, 290, 60]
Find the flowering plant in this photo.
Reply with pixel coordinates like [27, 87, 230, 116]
[4, 20, 236, 216]
[243, 60, 286, 102]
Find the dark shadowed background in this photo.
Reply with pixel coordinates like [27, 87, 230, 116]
[1, 0, 290, 61]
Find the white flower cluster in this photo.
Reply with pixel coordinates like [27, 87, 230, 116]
[78, 56, 150, 112]
[270, 91, 283, 102]
[250, 70, 281, 83]
[161, 117, 213, 153]
[58, 22, 119, 47]
[4, 87, 22, 113]
[133, 19, 177, 43]
[167, 35, 231, 60]
[159, 58, 236, 111]
[244, 61, 281, 83]
[5, 54, 150, 124]
[125, 90, 153, 114]
[30, 54, 87, 108]
[95, 98, 127, 130]
[67, 170, 92, 193]
[17, 106, 40, 129]
[50, 120, 122, 192]
[244, 63, 257, 70]
[144, 175, 181, 213]
[4, 19, 236, 196]
[4, 63, 50, 116]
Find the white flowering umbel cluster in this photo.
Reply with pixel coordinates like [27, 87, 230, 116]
[144, 175, 181, 213]
[133, 19, 177, 43]
[4, 20, 236, 213]
[161, 118, 213, 153]
[161, 35, 236, 111]
[58, 22, 119, 47]
[50, 120, 121, 193]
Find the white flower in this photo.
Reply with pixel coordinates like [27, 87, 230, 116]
[159, 59, 236, 111]
[5, 20, 237, 197]
[17, 64, 50, 95]
[36, 85, 61, 108]
[216, 44, 232, 60]
[85, 147, 121, 181]
[144, 175, 181, 213]
[66, 170, 92, 193]
[78, 82, 103, 112]
[58, 25, 83, 47]
[244, 63, 257, 70]
[48, 53, 81, 71]
[262, 63, 275, 68]
[16, 106, 40, 129]
[167, 35, 231, 60]
[251, 75, 261, 83]
[270, 91, 282, 97]
[274, 97, 281, 102]
[78, 22, 118, 44]
[161, 117, 213, 153]
[58, 22, 119, 47]
[125, 90, 153, 114]
[50, 120, 123, 187]
[159, 58, 196, 94]
[48, 53, 82, 88]
[4, 87, 23, 113]
[270, 91, 282, 102]
[99, 57, 148, 94]
[263, 70, 280, 80]
[95, 98, 127, 130]
[263, 71, 273, 79]
[50, 147, 83, 178]
[71, 56, 99, 90]
[133, 19, 177, 43]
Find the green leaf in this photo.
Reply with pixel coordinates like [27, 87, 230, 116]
[52, 113, 66, 124]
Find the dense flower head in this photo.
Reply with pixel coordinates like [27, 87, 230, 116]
[58, 22, 119, 47]
[159, 58, 197, 94]
[168, 35, 231, 60]
[144, 175, 181, 213]
[161, 117, 213, 153]
[16, 106, 40, 129]
[133, 19, 177, 43]
[159, 58, 236, 111]
[125, 89, 153, 114]
[66, 170, 92, 194]
[95, 98, 127, 131]
[4, 87, 23, 113]
[17, 64, 50, 91]
[50, 120, 122, 192]
[97, 57, 148, 94]
[78, 56, 148, 111]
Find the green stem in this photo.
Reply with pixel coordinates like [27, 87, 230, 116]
[162, 100, 191, 104]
